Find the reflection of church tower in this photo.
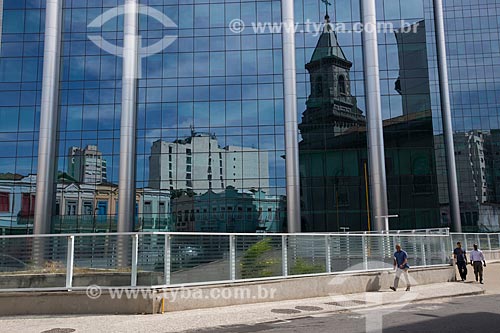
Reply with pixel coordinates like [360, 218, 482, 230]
[299, 14, 365, 146]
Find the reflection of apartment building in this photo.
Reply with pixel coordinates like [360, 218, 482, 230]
[455, 132, 492, 204]
[68, 145, 107, 184]
[487, 129, 500, 203]
[436, 131, 500, 231]
[149, 131, 269, 192]
[171, 186, 286, 233]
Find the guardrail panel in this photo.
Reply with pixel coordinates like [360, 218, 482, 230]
[169, 234, 230, 285]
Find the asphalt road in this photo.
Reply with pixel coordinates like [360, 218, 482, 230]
[188, 294, 500, 333]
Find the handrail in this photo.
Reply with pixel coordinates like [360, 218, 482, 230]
[0, 229, 497, 292]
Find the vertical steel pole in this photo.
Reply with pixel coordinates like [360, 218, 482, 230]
[0, 0, 4, 53]
[325, 235, 332, 273]
[229, 235, 236, 281]
[487, 234, 492, 251]
[440, 236, 446, 264]
[282, 235, 288, 276]
[281, 0, 301, 233]
[421, 241, 427, 266]
[65, 236, 75, 289]
[425, 230, 432, 265]
[131, 234, 139, 287]
[361, 0, 389, 231]
[118, 0, 139, 233]
[164, 234, 171, 285]
[34, 0, 63, 234]
[433, 0, 462, 232]
[450, 232, 455, 254]
[362, 232, 368, 271]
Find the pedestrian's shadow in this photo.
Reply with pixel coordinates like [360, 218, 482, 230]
[365, 275, 381, 291]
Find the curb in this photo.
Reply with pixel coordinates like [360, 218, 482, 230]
[259, 287, 486, 322]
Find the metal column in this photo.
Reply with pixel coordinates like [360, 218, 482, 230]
[433, 0, 462, 232]
[0, 0, 4, 53]
[281, 0, 301, 233]
[117, 0, 139, 233]
[34, 0, 63, 234]
[361, 0, 388, 232]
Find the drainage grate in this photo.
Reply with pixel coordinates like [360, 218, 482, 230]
[295, 306, 324, 311]
[271, 309, 302, 314]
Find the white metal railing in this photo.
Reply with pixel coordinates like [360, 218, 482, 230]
[0, 229, 470, 292]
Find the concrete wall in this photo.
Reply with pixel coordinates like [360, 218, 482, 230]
[0, 272, 164, 289]
[162, 265, 455, 312]
[0, 265, 455, 315]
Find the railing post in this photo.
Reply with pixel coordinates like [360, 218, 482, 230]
[282, 235, 288, 277]
[464, 234, 468, 252]
[421, 241, 427, 266]
[325, 235, 332, 273]
[426, 230, 432, 265]
[164, 234, 171, 285]
[346, 234, 351, 268]
[487, 234, 492, 251]
[362, 232, 368, 271]
[450, 234, 455, 254]
[65, 235, 75, 289]
[131, 234, 138, 287]
[440, 236, 446, 264]
[229, 235, 236, 281]
[477, 234, 481, 248]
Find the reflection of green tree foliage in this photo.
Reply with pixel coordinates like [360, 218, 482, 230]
[290, 258, 325, 275]
[170, 189, 196, 199]
[241, 238, 279, 279]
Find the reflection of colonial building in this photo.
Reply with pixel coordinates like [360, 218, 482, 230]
[299, 17, 441, 232]
[171, 186, 286, 233]
[68, 145, 107, 184]
[0, 175, 172, 233]
[437, 130, 500, 232]
[149, 130, 269, 193]
[0, 174, 36, 233]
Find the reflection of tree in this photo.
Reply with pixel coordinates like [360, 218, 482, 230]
[170, 189, 196, 199]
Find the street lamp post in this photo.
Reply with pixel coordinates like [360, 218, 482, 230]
[376, 214, 399, 233]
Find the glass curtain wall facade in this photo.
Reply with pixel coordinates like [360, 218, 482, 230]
[443, 0, 500, 232]
[0, 0, 498, 234]
[298, 0, 444, 231]
[0, 0, 45, 234]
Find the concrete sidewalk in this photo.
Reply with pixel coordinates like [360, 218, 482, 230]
[0, 281, 485, 333]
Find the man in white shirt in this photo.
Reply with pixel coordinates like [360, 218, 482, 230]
[469, 244, 486, 284]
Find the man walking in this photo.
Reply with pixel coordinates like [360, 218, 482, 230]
[390, 244, 411, 291]
[453, 242, 468, 281]
[470, 244, 486, 284]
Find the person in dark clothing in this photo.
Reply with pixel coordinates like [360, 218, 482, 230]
[453, 242, 468, 281]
